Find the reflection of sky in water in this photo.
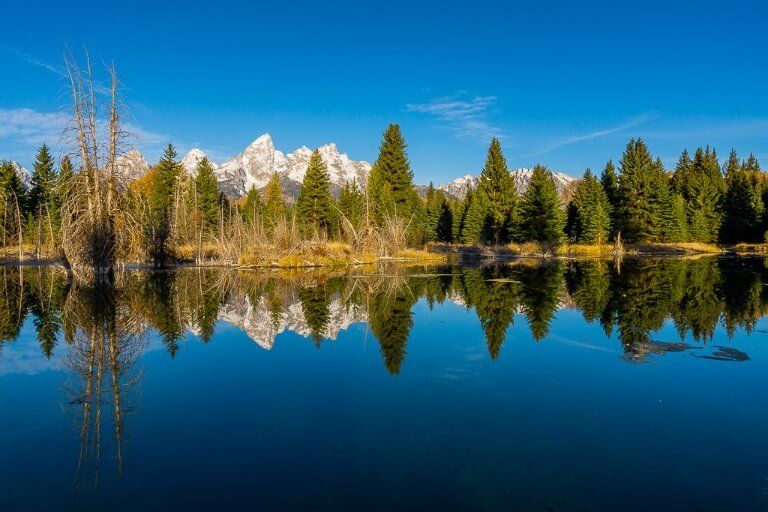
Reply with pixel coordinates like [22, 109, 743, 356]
[1, 260, 768, 511]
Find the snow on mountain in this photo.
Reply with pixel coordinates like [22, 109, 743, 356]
[210, 134, 371, 198]
[9, 162, 32, 189]
[115, 148, 150, 182]
[180, 148, 209, 177]
[438, 168, 577, 200]
[216, 291, 367, 350]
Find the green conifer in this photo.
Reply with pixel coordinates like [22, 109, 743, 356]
[242, 185, 263, 226]
[478, 138, 517, 243]
[263, 172, 285, 229]
[29, 143, 58, 217]
[519, 165, 565, 244]
[194, 157, 220, 234]
[296, 149, 333, 236]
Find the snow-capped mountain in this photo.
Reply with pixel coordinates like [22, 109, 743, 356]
[178, 134, 371, 198]
[438, 168, 577, 200]
[9, 162, 32, 189]
[115, 148, 150, 182]
[214, 292, 367, 350]
[180, 148, 207, 178]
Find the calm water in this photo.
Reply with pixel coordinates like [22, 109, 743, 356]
[1, 257, 768, 511]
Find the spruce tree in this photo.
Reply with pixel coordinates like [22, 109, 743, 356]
[0, 161, 29, 217]
[29, 143, 58, 218]
[263, 172, 285, 229]
[434, 190, 453, 242]
[519, 165, 565, 244]
[242, 185, 263, 226]
[424, 183, 445, 242]
[571, 169, 612, 244]
[600, 160, 620, 228]
[194, 157, 220, 234]
[296, 149, 333, 236]
[665, 193, 689, 243]
[367, 124, 422, 237]
[478, 138, 517, 243]
[616, 139, 669, 243]
[338, 180, 365, 229]
[461, 187, 490, 244]
[147, 144, 183, 265]
[721, 151, 762, 243]
[149, 144, 182, 218]
[680, 147, 724, 242]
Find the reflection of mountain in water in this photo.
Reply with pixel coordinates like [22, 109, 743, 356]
[1, 257, 767, 373]
[215, 294, 367, 350]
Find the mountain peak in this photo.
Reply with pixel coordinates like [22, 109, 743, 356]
[181, 149, 209, 176]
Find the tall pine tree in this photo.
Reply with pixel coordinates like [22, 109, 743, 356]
[263, 172, 285, 229]
[29, 143, 58, 218]
[478, 138, 517, 244]
[296, 149, 333, 236]
[367, 124, 423, 239]
[616, 139, 669, 243]
[194, 157, 220, 234]
[520, 165, 565, 244]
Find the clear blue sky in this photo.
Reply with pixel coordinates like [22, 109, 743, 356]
[1, 0, 767, 183]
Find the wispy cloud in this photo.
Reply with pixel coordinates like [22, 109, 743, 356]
[530, 113, 658, 157]
[0, 107, 169, 166]
[0, 108, 69, 145]
[406, 93, 505, 142]
[0, 44, 63, 75]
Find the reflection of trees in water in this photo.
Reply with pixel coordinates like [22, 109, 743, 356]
[61, 276, 146, 486]
[2, 256, 768, 373]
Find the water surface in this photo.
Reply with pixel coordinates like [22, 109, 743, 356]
[1, 257, 767, 511]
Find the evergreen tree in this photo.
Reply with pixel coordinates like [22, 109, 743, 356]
[424, 183, 439, 241]
[147, 144, 183, 265]
[0, 161, 29, 219]
[242, 185, 263, 226]
[519, 165, 565, 244]
[665, 193, 689, 242]
[338, 180, 365, 229]
[721, 150, 762, 243]
[478, 138, 517, 243]
[600, 160, 620, 212]
[679, 147, 724, 243]
[461, 187, 490, 244]
[367, 124, 423, 238]
[616, 139, 669, 243]
[29, 143, 58, 218]
[149, 144, 182, 218]
[671, 149, 693, 195]
[296, 149, 333, 236]
[194, 157, 220, 234]
[263, 172, 285, 229]
[434, 190, 453, 242]
[571, 169, 612, 244]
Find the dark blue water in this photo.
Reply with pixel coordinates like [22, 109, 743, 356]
[1, 258, 767, 511]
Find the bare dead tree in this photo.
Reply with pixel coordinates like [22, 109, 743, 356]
[60, 49, 130, 280]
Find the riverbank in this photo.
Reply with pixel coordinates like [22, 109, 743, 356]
[1, 240, 764, 269]
[426, 241, 752, 260]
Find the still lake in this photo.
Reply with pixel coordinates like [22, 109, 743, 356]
[1, 257, 767, 511]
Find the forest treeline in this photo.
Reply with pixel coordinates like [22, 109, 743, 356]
[1, 257, 766, 373]
[2, 56, 767, 273]
[2, 130, 767, 270]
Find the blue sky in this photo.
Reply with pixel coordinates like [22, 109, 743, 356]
[1, 0, 767, 183]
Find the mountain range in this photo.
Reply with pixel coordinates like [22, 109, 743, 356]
[111, 133, 578, 201]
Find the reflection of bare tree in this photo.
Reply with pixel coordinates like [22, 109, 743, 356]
[61, 276, 146, 487]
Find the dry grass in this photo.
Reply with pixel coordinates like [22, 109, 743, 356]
[556, 244, 615, 257]
[733, 243, 768, 254]
[390, 249, 447, 262]
[628, 242, 724, 255]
